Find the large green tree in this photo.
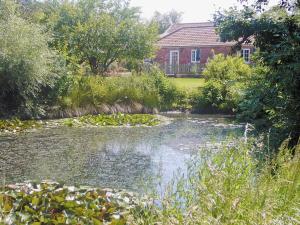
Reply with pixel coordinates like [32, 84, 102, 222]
[0, 0, 63, 117]
[17, 0, 157, 74]
[73, 13, 157, 74]
[214, 1, 300, 147]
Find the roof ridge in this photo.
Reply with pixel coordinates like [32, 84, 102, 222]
[176, 22, 214, 25]
[159, 22, 216, 40]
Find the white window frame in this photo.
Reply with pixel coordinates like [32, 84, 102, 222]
[191, 49, 201, 63]
[170, 50, 180, 65]
[241, 48, 251, 63]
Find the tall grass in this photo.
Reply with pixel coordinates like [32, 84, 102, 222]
[50, 70, 179, 117]
[131, 140, 300, 224]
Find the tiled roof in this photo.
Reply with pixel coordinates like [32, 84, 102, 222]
[158, 22, 236, 47]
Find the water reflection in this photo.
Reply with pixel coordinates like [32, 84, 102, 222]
[0, 114, 243, 191]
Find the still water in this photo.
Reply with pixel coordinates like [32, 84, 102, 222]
[0, 114, 243, 191]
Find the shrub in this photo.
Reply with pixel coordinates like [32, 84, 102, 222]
[0, 7, 63, 118]
[193, 54, 252, 113]
[146, 67, 179, 109]
[203, 54, 251, 81]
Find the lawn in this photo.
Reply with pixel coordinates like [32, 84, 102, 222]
[168, 78, 205, 91]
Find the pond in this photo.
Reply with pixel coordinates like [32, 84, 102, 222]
[0, 114, 244, 191]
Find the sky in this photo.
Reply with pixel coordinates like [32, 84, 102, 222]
[130, 0, 278, 22]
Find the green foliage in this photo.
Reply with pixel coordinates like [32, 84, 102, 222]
[74, 13, 157, 74]
[193, 54, 252, 113]
[146, 68, 180, 109]
[0, 181, 132, 224]
[215, 4, 300, 146]
[57, 69, 179, 111]
[132, 141, 300, 224]
[19, 0, 158, 75]
[0, 0, 63, 118]
[58, 75, 158, 110]
[203, 54, 251, 81]
[0, 0, 160, 117]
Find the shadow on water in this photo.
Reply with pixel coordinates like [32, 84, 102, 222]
[0, 114, 243, 191]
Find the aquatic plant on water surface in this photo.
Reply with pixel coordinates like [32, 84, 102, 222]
[0, 114, 160, 133]
[0, 181, 148, 225]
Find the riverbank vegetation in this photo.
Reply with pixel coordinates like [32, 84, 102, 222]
[132, 141, 300, 224]
[51, 69, 179, 118]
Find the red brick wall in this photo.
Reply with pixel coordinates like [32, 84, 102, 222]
[155, 46, 249, 65]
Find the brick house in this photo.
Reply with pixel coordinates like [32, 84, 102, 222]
[155, 22, 253, 76]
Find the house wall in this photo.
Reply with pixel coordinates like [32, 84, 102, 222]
[155, 46, 252, 66]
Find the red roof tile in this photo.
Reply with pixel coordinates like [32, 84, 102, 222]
[158, 22, 236, 47]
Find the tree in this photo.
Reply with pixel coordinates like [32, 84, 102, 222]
[214, 2, 300, 147]
[151, 10, 183, 34]
[17, 0, 157, 75]
[0, 0, 63, 117]
[73, 13, 157, 75]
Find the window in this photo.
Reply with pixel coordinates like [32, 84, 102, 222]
[241, 49, 251, 63]
[191, 49, 201, 63]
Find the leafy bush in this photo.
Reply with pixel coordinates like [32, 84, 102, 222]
[192, 54, 252, 113]
[145, 67, 180, 109]
[203, 54, 251, 81]
[132, 141, 300, 224]
[0, 4, 63, 118]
